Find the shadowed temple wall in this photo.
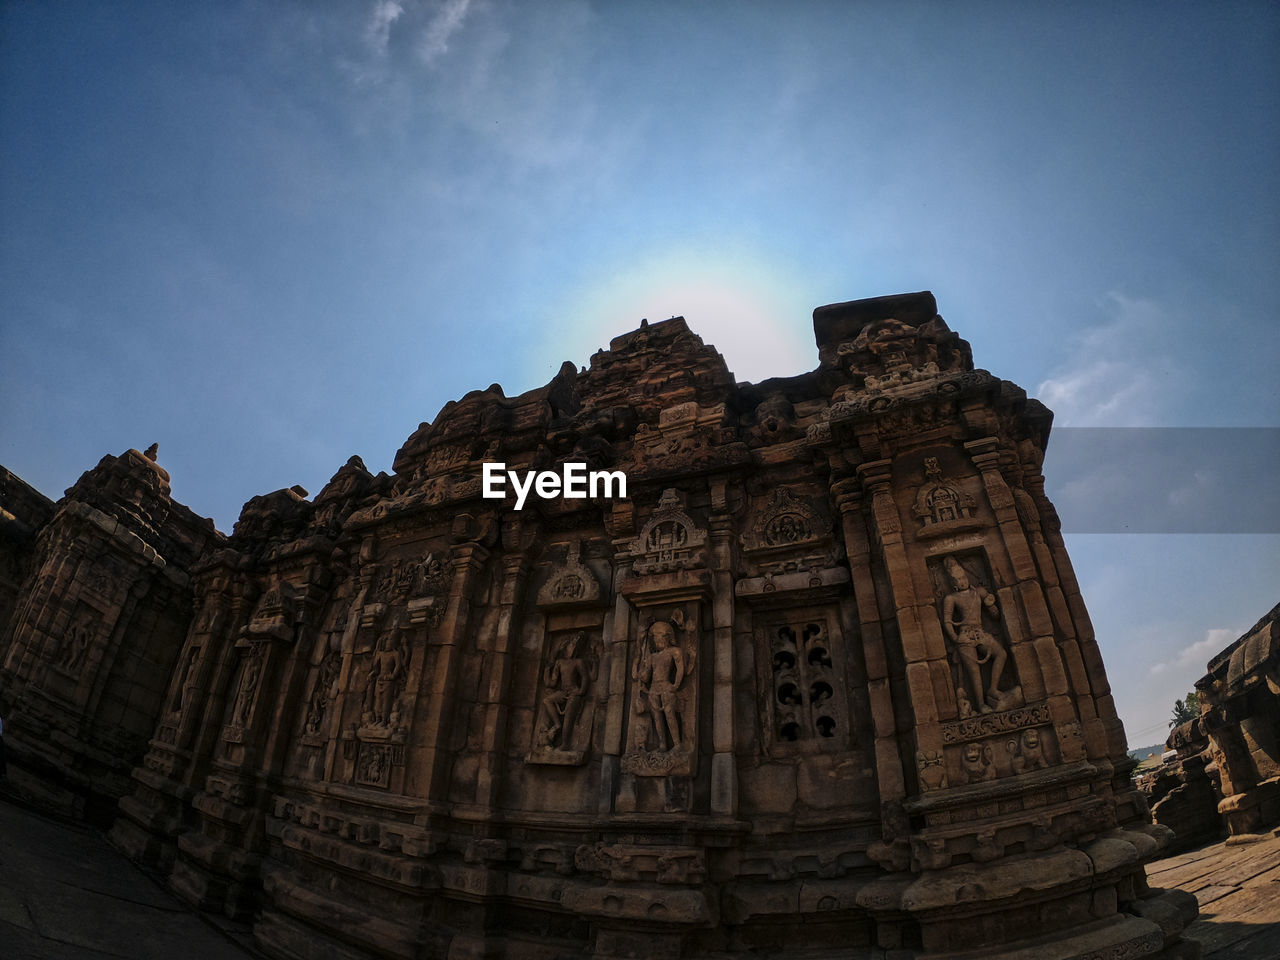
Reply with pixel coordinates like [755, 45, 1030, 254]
[0, 292, 1202, 959]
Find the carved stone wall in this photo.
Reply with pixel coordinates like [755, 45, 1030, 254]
[0, 447, 220, 821]
[1145, 717, 1226, 854]
[7, 294, 1199, 958]
[1195, 601, 1280, 841]
[0, 465, 55, 660]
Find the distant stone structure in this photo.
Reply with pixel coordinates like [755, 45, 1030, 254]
[1146, 718, 1225, 854]
[0, 465, 55, 654]
[1196, 602, 1280, 841]
[1, 293, 1198, 959]
[0, 448, 220, 820]
[1140, 602, 1279, 854]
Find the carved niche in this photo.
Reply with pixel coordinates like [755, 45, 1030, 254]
[302, 646, 342, 739]
[54, 611, 96, 675]
[528, 541, 606, 766]
[336, 610, 417, 790]
[528, 630, 600, 766]
[296, 591, 356, 754]
[223, 640, 267, 743]
[622, 605, 699, 776]
[169, 646, 201, 717]
[359, 618, 411, 733]
[929, 552, 1023, 718]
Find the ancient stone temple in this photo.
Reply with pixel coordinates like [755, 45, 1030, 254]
[0, 465, 55, 653]
[4, 292, 1198, 959]
[0, 447, 220, 820]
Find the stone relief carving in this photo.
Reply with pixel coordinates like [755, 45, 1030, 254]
[625, 489, 706, 574]
[56, 615, 94, 673]
[303, 646, 343, 737]
[535, 541, 602, 608]
[529, 631, 599, 765]
[623, 607, 697, 776]
[941, 703, 1051, 744]
[912, 457, 981, 538]
[361, 620, 409, 730]
[1008, 727, 1049, 774]
[917, 749, 947, 792]
[224, 641, 267, 741]
[742, 488, 828, 552]
[169, 647, 201, 716]
[245, 582, 296, 642]
[355, 743, 392, 788]
[372, 552, 448, 608]
[936, 554, 1022, 715]
[961, 741, 997, 783]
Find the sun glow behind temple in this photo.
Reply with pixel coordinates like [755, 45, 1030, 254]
[547, 246, 817, 385]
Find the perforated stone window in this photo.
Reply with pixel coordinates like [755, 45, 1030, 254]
[763, 614, 846, 749]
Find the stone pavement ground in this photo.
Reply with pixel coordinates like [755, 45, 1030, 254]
[0, 795, 258, 960]
[1146, 828, 1280, 959]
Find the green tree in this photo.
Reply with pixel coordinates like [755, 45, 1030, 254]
[1169, 690, 1201, 728]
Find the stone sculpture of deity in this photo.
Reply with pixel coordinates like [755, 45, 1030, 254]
[364, 623, 407, 728]
[171, 648, 200, 715]
[940, 557, 1008, 714]
[231, 645, 264, 727]
[633, 616, 688, 753]
[538, 632, 591, 750]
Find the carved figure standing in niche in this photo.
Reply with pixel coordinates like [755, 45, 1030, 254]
[940, 557, 1008, 714]
[305, 649, 342, 735]
[62, 622, 91, 672]
[171, 649, 199, 714]
[364, 624, 406, 727]
[538, 632, 590, 749]
[232, 646, 264, 726]
[634, 616, 687, 752]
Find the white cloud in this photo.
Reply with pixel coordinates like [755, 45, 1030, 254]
[365, 0, 405, 55]
[418, 0, 473, 66]
[1036, 293, 1178, 426]
[1149, 626, 1238, 675]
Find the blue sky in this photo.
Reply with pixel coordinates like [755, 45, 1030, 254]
[2, 1, 1277, 745]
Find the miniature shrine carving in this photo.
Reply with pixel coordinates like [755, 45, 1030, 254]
[535, 541, 602, 608]
[912, 457, 981, 538]
[626, 489, 706, 574]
